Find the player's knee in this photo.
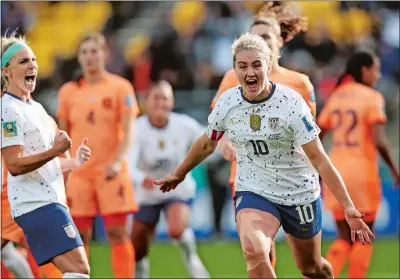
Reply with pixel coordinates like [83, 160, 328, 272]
[242, 235, 270, 270]
[106, 226, 128, 244]
[74, 261, 90, 275]
[168, 225, 185, 240]
[297, 260, 321, 278]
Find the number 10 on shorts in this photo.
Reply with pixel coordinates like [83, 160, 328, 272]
[295, 204, 314, 224]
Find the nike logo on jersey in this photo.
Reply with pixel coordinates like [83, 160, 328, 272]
[231, 119, 240, 125]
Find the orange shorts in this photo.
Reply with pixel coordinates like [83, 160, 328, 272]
[332, 209, 377, 223]
[1, 192, 24, 243]
[66, 169, 137, 218]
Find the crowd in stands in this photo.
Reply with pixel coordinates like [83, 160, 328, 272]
[1, 1, 399, 123]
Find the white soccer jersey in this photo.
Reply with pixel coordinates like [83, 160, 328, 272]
[128, 112, 204, 205]
[206, 83, 321, 206]
[1, 93, 66, 218]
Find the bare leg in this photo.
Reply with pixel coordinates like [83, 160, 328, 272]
[286, 231, 333, 278]
[236, 208, 280, 278]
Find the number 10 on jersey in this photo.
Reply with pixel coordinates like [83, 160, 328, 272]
[249, 140, 269, 155]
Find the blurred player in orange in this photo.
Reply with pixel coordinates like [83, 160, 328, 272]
[210, 2, 314, 268]
[318, 51, 400, 278]
[57, 32, 139, 278]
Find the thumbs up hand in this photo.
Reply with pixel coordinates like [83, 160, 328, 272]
[75, 138, 91, 167]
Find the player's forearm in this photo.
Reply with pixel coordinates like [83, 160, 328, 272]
[59, 158, 80, 172]
[175, 133, 218, 177]
[314, 155, 354, 209]
[114, 114, 135, 164]
[376, 140, 399, 175]
[8, 149, 59, 176]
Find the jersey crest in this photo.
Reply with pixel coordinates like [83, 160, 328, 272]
[158, 139, 165, 149]
[268, 117, 279, 132]
[2, 121, 17, 137]
[250, 114, 261, 131]
[63, 223, 77, 238]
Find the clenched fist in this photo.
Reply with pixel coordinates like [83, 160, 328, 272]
[53, 130, 72, 155]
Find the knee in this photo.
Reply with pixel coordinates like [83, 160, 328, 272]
[297, 260, 321, 278]
[242, 235, 270, 269]
[168, 225, 185, 240]
[106, 227, 128, 244]
[76, 261, 91, 275]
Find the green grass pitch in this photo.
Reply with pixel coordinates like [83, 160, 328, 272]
[89, 238, 399, 278]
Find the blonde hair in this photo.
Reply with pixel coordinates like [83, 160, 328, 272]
[232, 32, 275, 73]
[1, 31, 28, 95]
[149, 80, 174, 98]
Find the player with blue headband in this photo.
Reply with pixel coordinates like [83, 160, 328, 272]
[1, 33, 92, 278]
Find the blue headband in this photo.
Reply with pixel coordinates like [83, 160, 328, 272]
[1, 43, 25, 68]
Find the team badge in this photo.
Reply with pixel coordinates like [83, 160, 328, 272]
[63, 223, 77, 238]
[125, 95, 134, 108]
[2, 121, 17, 137]
[159, 139, 165, 149]
[235, 196, 242, 208]
[102, 97, 112, 109]
[268, 117, 279, 132]
[249, 114, 261, 131]
[302, 115, 314, 132]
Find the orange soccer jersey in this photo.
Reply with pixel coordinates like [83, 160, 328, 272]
[317, 81, 386, 214]
[57, 73, 139, 217]
[211, 66, 316, 187]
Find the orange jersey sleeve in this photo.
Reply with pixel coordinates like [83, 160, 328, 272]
[116, 79, 140, 117]
[270, 67, 316, 116]
[210, 69, 239, 109]
[57, 82, 78, 121]
[317, 101, 333, 129]
[366, 93, 387, 125]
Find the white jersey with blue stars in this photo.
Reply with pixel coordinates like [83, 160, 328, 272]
[206, 82, 321, 206]
[1, 93, 66, 218]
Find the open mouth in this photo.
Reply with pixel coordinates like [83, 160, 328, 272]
[246, 79, 257, 91]
[25, 74, 36, 85]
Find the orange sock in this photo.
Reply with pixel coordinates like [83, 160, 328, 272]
[111, 240, 135, 278]
[2, 261, 13, 279]
[348, 242, 373, 278]
[40, 263, 63, 278]
[326, 239, 352, 277]
[25, 249, 41, 278]
[271, 258, 276, 269]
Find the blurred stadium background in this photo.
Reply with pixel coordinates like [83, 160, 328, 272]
[2, 1, 399, 278]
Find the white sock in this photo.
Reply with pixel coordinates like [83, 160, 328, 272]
[63, 272, 90, 278]
[135, 256, 150, 278]
[1, 242, 35, 278]
[177, 228, 210, 278]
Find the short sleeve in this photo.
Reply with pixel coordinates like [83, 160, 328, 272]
[57, 83, 74, 121]
[205, 98, 228, 141]
[1, 108, 24, 148]
[117, 81, 140, 116]
[290, 98, 321, 145]
[366, 94, 387, 125]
